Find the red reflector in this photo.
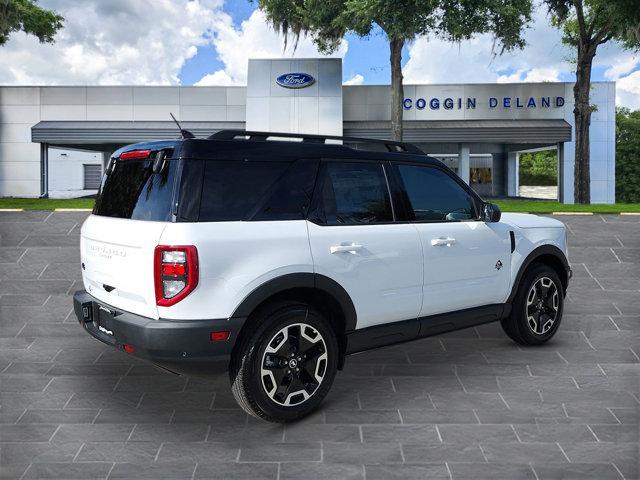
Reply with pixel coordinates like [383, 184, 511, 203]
[123, 344, 135, 354]
[120, 149, 151, 160]
[210, 331, 230, 342]
[162, 263, 186, 276]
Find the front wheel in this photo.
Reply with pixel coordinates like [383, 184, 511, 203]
[501, 263, 564, 346]
[230, 302, 338, 422]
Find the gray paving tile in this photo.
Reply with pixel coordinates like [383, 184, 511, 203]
[285, 423, 360, 442]
[238, 441, 321, 462]
[51, 424, 135, 443]
[107, 461, 196, 479]
[128, 423, 209, 442]
[324, 409, 401, 424]
[75, 441, 161, 462]
[438, 424, 519, 443]
[18, 408, 99, 424]
[194, 462, 278, 480]
[401, 442, 485, 463]
[157, 441, 240, 463]
[0, 441, 82, 465]
[448, 462, 536, 479]
[361, 424, 438, 443]
[365, 464, 448, 480]
[532, 462, 624, 480]
[589, 424, 639, 442]
[514, 424, 598, 442]
[23, 462, 113, 479]
[0, 424, 58, 442]
[323, 441, 402, 464]
[480, 441, 568, 463]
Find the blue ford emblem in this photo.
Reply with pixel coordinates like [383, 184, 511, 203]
[276, 72, 316, 89]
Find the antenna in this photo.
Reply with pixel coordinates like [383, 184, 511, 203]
[169, 112, 195, 139]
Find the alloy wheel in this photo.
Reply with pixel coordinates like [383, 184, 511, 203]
[260, 323, 328, 406]
[526, 276, 559, 335]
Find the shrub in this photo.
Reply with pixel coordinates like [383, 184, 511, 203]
[519, 150, 558, 186]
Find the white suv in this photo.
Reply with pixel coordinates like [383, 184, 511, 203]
[74, 130, 571, 422]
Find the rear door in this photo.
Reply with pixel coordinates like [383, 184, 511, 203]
[391, 162, 511, 317]
[81, 156, 180, 319]
[307, 160, 423, 329]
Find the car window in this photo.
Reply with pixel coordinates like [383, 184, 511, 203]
[397, 164, 477, 222]
[316, 162, 393, 225]
[199, 160, 290, 222]
[93, 158, 178, 221]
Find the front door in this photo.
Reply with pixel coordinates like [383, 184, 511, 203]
[391, 163, 512, 317]
[307, 160, 423, 329]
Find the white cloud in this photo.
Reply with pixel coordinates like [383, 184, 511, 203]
[0, 0, 224, 85]
[403, 7, 571, 85]
[616, 70, 640, 110]
[343, 74, 364, 85]
[196, 9, 348, 86]
[402, 5, 639, 108]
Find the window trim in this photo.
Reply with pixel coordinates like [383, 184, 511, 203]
[390, 161, 483, 224]
[307, 158, 398, 227]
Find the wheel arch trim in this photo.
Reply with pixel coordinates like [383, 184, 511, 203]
[508, 244, 570, 303]
[230, 273, 357, 332]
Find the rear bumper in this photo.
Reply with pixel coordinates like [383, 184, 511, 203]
[73, 290, 244, 375]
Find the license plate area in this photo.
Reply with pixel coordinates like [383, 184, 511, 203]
[92, 304, 117, 344]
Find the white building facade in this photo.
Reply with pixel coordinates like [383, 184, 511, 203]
[0, 58, 616, 203]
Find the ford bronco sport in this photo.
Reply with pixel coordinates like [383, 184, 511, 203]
[74, 130, 571, 422]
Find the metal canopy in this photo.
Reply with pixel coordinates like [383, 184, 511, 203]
[32, 119, 571, 146]
[344, 119, 572, 144]
[32, 121, 245, 145]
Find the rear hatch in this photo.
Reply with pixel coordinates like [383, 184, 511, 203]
[81, 142, 179, 319]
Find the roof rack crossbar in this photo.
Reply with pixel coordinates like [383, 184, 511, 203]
[208, 130, 424, 154]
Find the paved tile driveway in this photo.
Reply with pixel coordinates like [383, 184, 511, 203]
[0, 211, 638, 480]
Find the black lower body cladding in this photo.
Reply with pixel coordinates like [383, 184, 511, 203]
[73, 290, 244, 375]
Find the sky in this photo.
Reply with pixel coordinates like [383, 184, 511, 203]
[0, 0, 638, 109]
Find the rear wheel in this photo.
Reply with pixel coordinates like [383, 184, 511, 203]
[501, 263, 563, 346]
[230, 302, 338, 422]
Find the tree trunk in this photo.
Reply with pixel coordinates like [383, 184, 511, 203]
[573, 45, 595, 204]
[390, 37, 404, 141]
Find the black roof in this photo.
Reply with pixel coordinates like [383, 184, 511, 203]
[116, 129, 440, 165]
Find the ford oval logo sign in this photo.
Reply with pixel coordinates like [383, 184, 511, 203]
[276, 73, 315, 89]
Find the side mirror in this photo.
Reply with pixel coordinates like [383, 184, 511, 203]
[482, 202, 501, 223]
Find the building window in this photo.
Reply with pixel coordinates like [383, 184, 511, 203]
[83, 164, 102, 190]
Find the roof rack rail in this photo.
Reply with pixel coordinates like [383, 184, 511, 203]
[207, 130, 424, 154]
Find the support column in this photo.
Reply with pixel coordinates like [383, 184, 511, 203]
[491, 149, 507, 197]
[40, 143, 49, 198]
[507, 151, 519, 197]
[557, 142, 565, 203]
[458, 143, 470, 184]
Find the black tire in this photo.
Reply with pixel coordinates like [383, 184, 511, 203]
[501, 263, 564, 346]
[230, 301, 339, 422]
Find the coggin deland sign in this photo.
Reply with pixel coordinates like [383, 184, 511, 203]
[403, 95, 565, 110]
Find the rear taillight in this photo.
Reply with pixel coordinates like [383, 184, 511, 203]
[154, 245, 198, 307]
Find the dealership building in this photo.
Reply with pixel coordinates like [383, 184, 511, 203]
[0, 58, 616, 203]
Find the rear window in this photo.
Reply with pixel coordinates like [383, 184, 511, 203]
[198, 160, 292, 222]
[93, 159, 178, 221]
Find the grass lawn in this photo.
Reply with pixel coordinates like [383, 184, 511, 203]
[1, 197, 639, 213]
[0, 197, 95, 210]
[493, 200, 640, 214]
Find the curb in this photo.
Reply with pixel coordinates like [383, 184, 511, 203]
[551, 212, 594, 216]
[0, 208, 24, 212]
[54, 208, 93, 212]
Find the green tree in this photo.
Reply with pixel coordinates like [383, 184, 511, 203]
[519, 150, 558, 186]
[544, 0, 640, 204]
[616, 107, 640, 203]
[258, 0, 532, 141]
[0, 0, 64, 46]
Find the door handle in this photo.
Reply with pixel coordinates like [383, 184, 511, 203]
[431, 237, 456, 247]
[330, 243, 363, 254]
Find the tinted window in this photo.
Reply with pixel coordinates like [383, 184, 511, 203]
[252, 159, 319, 221]
[93, 159, 178, 221]
[199, 160, 289, 222]
[397, 164, 477, 222]
[316, 162, 393, 225]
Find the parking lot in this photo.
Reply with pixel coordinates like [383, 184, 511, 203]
[0, 211, 638, 479]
